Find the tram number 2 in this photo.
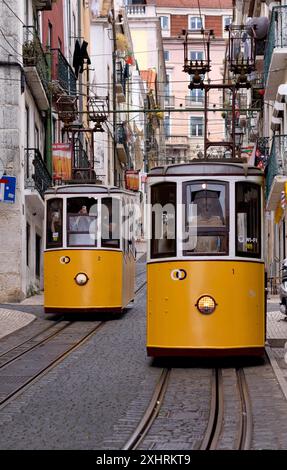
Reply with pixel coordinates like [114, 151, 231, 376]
[171, 269, 187, 281]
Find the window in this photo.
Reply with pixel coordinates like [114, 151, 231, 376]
[35, 125, 39, 150]
[190, 88, 204, 103]
[190, 117, 204, 136]
[67, 197, 98, 247]
[48, 22, 53, 49]
[151, 183, 176, 258]
[101, 197, 120, 248]
[164, 73, 171, 98]
[101, 198, 120, 249]
[164, 115, 171, 136]
[183, 182, 228, 256]
[189, 17, 203, 30]
[26, 223, 30, 266]
[46, 198, 63, 249]
[159, 16, 169, 30]
[190, 51, 204, 61]
[35, 234, 41, 278]
[164, 50, 170, 61]
[25, 105, 29, 149]
[236, 182, 261, 258]
[223, 16, 232, 30]
[52, 117, 57, 144]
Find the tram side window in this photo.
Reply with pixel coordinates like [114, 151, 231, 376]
[183, 182, 228, 255]
[151, 183, 176, 258]
[236, 182, 261, 258]
[67, 197, 98, 247]
[46, 199, 63, 249]
[101, 198, 120, 249]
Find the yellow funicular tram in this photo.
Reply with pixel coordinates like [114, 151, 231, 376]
[146, 161, 265, 356]
[44, 185, 136, 313]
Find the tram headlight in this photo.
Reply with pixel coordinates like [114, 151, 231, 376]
[74, 273, 89, 286]
[196, 295, 217, 314]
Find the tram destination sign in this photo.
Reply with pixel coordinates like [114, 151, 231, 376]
[0, 176, 16, 204]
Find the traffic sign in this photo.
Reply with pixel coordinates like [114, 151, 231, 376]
[0, 176, 16, 204]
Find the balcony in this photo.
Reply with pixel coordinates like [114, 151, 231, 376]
[125, 4, 156, 17]
[264, 6, 287, 100]
[116, 124, 130, 164]
[266, 135, 287, 210]
[25, 148, 52, 200]
[165, 136, 190, 149]
[51, 48, 77, 98]
[23, 26, 49, 110]
[116, 61, 126, 104]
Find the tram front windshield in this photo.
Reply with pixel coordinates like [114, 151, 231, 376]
[46, 196, 120, 249]
[183, 182, 228, 255]
[67, 197, 98, 246]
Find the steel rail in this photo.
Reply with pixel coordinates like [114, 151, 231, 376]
[0, 320, 71, 368]
[122, 368, 171, 450]
[0, 321, 105, 411]
[235, 368, 253, 450]
[0, 316, 65, 360]
[200, 368, 224, 450]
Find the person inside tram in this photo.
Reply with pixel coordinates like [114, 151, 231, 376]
[68, 202, 96, 246]
[186, 190, 225, 253]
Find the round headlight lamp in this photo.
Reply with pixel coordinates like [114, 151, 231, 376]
[196, 295, 217, 314]
[74, 273, 89, 286]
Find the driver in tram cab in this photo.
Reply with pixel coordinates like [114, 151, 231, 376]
[193, 190, 225, 253]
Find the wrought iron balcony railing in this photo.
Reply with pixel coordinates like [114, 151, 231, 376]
[51, 48, 77, 96]
[266, 135, 287, 201]
[264, 6, 287, 85]
[25, 148, 52, 198]
[116, 61, 127, 95]
[23, 26, 49, 92]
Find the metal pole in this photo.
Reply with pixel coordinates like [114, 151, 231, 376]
[111, 1, 117, 187]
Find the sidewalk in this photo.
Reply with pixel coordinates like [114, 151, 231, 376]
[0, 309, 36, 340]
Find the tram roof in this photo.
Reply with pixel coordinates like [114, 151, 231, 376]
[148, 161, 263, 177]
[44, 184, 136, 196]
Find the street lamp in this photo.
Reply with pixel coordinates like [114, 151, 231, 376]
[234, 126, 244, 148]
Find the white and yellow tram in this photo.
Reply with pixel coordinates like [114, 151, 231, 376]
[44, 185, 136, 313]
[146, 161, 265, 356]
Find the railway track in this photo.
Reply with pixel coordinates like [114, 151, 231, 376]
[0, 267, 146, 411]
[122, 366, 253, 450]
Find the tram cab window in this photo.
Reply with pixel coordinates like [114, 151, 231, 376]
[46, 198, 63, 249]
[236, 182, 261, 258]
[151, 183, 176, 258]
[67, 197, 98, 247]
[101, 198, 120, 249]
[183, 182, 228, 255]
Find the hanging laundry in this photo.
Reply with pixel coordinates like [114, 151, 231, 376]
[72, 40, 91, 79]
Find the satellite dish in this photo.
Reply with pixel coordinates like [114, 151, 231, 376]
[0, 158, 4, 180]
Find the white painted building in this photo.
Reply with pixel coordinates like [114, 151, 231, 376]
[0, 0, 53, 302]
